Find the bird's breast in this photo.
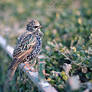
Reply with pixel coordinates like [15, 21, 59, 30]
[35, 35, 42, 53]
[29, 35, 42, 59]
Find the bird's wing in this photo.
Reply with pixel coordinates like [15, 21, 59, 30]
[13, 32, 36, 59]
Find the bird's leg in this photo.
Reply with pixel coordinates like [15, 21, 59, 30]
[23, 58, 38, 72]
[23, 62, 35, 72]
[31, 59, 37, 67]
[30, 59, 38, 72]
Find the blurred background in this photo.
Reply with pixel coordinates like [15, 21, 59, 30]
[0, 0, 92, 92]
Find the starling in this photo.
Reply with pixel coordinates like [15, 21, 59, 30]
[8, 19, 43, 81]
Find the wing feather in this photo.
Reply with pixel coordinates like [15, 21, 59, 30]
[13, 32, 36, 58]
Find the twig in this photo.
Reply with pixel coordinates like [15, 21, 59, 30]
[60, 52, 82, 67]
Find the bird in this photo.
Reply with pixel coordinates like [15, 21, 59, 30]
[8, 19, 43, 81]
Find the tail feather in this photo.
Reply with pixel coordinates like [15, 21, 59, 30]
[8, 58, 20, 81]
[8, 65, 18, 81]
[4, 60, 18, 92]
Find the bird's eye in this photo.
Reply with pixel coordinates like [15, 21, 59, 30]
[34, 26, 38, 28]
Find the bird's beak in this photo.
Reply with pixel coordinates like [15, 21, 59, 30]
[38, 25, 42, 29]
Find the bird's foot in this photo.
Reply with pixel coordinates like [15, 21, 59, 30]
[23, 62, 36, 72]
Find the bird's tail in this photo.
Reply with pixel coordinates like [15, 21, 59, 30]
[8, 58, 19, 81]
[8, 65, 18, 81]
[4, 59, 19, 92]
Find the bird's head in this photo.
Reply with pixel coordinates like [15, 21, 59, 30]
[26, 19, 42, 32]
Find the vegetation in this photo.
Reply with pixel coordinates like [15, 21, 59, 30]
[0, 0, 92, 92]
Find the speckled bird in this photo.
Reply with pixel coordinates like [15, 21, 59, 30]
[8, 19, 43, 81]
